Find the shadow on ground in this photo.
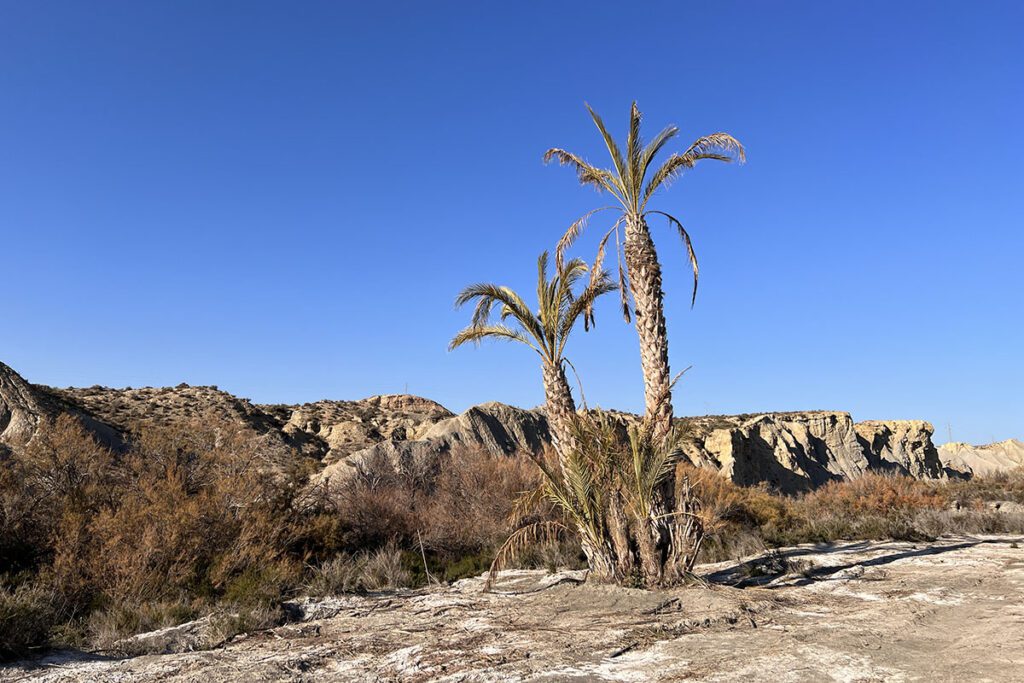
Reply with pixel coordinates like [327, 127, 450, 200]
[704, 536, 1024, 588]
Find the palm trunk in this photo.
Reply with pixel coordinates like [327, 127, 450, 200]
[621, 215, 697, 586]
[623, 215, 674, 442]
[540, 360, 578, 461]
[540, 360, 620, 578]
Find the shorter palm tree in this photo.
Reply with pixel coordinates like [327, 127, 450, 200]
[449, 252, 614, 459]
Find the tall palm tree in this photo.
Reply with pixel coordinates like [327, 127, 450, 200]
[545, 102, 744, 439]
[449, 252, 615, 458]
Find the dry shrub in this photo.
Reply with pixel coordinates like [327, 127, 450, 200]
[800, 473, 946, 516]
[0, 582, 57, 659]
[87, 601, 199, 652]
[303, 543, 415, 596]
[5, 411, 1021, 659]
[945, 469, 1024, 508]
[0, 416, 313, 657]
[325, 447, 552, 577]
[418, 449, 542, 555]
[50, 420, 304, 606]
[0, 415, 114, 577]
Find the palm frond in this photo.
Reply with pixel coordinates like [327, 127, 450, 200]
[486, 520, 568, 590]
[561, 271, 616, 345]
[648, 210, 699, 307]
[448, 324, 539, 354]
[639, 124, 679, 179]
[642, 133, 745, 204]
[543, 148, 620, 198]
[582, 220, 622, 330]
[554, 206, 618, 271]
[536, 251, 549, 320]
[455, 283, 545, 345]
[624, 424, 681, 519]
[585, 103, 627, 183]
[624, 102, 644, 200]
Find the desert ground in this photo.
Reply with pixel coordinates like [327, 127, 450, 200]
[5, 534, 1022, 682]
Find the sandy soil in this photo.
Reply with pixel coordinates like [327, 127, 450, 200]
[4, 535, 1023, 682]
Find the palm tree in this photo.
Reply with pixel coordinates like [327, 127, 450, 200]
[449, 252, 615, 459]
[545, 102, 744, 439]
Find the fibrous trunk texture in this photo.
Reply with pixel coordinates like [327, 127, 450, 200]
[595, 464, 705, 588]
[540, 360, 577, 463]
[623, 215, 673, 442]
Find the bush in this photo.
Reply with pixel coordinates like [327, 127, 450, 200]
[304, 543, 413, 596]
[0, 582, 57, 659]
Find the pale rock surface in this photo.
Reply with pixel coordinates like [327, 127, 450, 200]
[677, 412, 871, 492]
[264, 395, 452, 463]
[5, 537, 1024, 682]
[854, 419, 945, 479]
[0, 361, 50, 449]
[2, 359, 1017, 492]
[316, 402, 550, 485]
[939, 439, 1024, 478]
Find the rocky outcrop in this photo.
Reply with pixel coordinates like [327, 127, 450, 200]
[53, 383, 451, 463]
[317, 402, 550, 486]
[939, 440, 1024, 478]
[4, 359, 1015, 492]
[1, 362, 123, 452]
[677, 412, 870, 492]
[0, 361, 52, 450]
[263, 395, 453, 464]
[854, 420, 944, 479]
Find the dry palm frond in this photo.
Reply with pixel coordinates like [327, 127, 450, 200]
[555, 206, 617, 270]
[543, 148, 619, 198]
[642, 133, 745, 205]
[648, 210, 700, 307]
[485, 520, 568, 590]
[616, 236, 631, 322]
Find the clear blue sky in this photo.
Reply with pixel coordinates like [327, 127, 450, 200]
[2, 2, 1021, 445]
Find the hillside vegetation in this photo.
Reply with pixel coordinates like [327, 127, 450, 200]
[2, 415, 1022, 660]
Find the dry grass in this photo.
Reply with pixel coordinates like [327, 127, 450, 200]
[691, 469, 1024, 561]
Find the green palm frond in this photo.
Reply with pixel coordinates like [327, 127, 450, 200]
[639, 125, 679, 180]
[448, 324, 538, 354]
[454, 283, 544, 345]
[624, 424, 680, 519]
[624, 102, 644, 201]
[451, 253, 614, 363]
[585, 103, 627, 185]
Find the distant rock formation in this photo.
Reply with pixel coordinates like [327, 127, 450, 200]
[1, 359, 1016, 492]
[0, 362, 122, 453]
[939, 439, 1024, 478]
[315, 402, 552, 487]
[0, 361, 51, 450]
[674, 413, 943, 492]
[855, 420, 945, 479]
